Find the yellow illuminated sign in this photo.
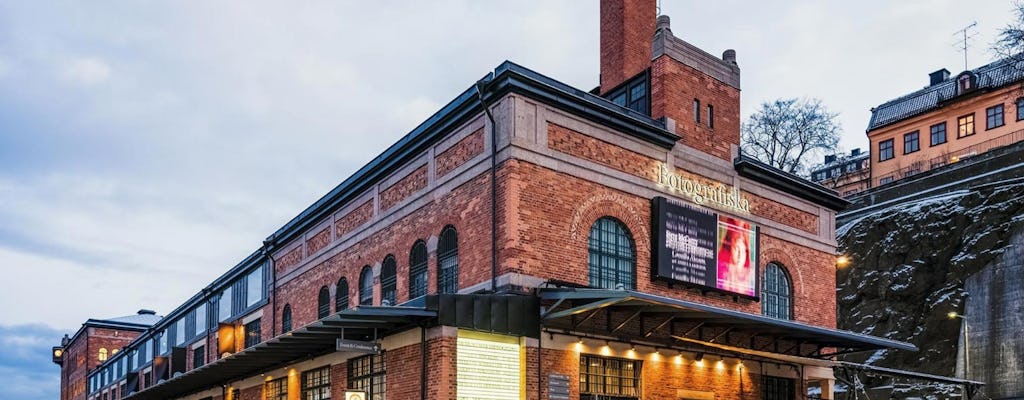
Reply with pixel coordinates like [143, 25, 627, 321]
[457, 332, 523, 400]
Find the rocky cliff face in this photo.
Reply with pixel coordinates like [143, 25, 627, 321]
[836, 181, 1024, 397]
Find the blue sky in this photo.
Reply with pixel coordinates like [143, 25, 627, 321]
[0, 1, 1015, 399]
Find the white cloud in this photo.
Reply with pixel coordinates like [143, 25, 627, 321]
[60, 57, 111, 86]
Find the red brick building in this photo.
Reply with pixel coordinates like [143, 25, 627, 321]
[65, 2, 915, 400]
[52, 311, 160, 400]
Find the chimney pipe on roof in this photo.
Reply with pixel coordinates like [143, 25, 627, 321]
[929, 68, 950, 86]
[599, 0, 657, 94]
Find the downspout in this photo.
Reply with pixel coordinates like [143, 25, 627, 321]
[420, 324, 427, 400]
[475, 75, 499, 293]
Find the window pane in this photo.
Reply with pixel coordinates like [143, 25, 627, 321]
[219, 287, 232, 322]
[246, 266, 263, 307]
[588, 217, 636, 290]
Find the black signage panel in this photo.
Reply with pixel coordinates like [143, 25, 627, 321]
[652, 197, 759, 299]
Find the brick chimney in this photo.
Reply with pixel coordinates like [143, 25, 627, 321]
[600, 0, 656, 94]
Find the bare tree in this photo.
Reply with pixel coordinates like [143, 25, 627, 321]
[740, 98, 841, 176]
[994, 1, 1024, 61]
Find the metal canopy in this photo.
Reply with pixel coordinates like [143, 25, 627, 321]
[121, 306, 434, 400]
[539, 288, 917, 358]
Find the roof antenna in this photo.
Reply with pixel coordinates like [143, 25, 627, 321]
[952, 21, 978, 71]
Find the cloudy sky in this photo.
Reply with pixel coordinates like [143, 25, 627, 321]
[0, 1, 1015, 398]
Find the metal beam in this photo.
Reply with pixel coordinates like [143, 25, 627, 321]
[611, 310, 644, 333]
[643, 316, 675, 338]
[545, 297, 625, 320]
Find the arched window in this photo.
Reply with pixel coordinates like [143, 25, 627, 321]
[437, 226, 459, 294]
[317, 286, 331, 319]
[409, 240, 428, 299]
[587, 217, 636, 290]
[381, 255, 397, 306]
[336, 277, 350, 311]
[281, 304, 292, 333]
[98, 348, 108, 362]
[761, 262, 793, 320]
[359, 266, 373, 306]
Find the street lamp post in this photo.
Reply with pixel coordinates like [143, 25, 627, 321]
[948, 312, 969, 380]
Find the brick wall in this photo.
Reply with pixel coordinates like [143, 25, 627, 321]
[305, 227, 331, 257]
[335, 200, 374, 239]
[599, 0, 656, 93]
[379, 165, 428, 211]
[651, 55, 741, 160]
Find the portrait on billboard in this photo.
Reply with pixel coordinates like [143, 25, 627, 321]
[715, 216, 757, 297]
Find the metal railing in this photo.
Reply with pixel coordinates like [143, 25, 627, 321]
[878, 127, 1024, 184]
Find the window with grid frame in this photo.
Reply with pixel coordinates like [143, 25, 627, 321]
[930, 122, 947, 146]
[380, 255, 397, 306]
[265, 377, 287, 400]
[359, 266, 373, 306]
[437, 226, 459, 294]
[409, 240, 428, 299]
[762, 375, 795, 400]
[1017, 98, 1024, 121]
[878, 139, 894, 161]
[301, 366, 331, 400]
[579, 354, 641, 399]
[348, 353, 385, 399]
[987, 104, 1005, 129]
[958, 114, 975, 138]
[193, 345, 205, 369]
[587, 217, 636, 290]
[761, 263, 792, 320]
[282, 304, 293, 333]
[903, 131, 919, 154]
[336, 278, 350, 311]
[317, 286, 331, 319]
[244, 318, 261, 348]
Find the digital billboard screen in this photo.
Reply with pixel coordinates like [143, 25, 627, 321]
[652, 196, 759, 298]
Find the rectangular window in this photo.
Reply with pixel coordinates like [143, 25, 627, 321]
[879, 176, 894, 185]
[348, 353, 385, 399]
[958, 113, 975, 137]
[693, 99, 701, 123]
[174, 319, 185, 345]
[193, 346, 205, 369]
[265, 377, 287, 400]
[626, 81, 647, 114]
[878, 139, 894, 161]
[707, 104, 714, 128]
[987, 104, 1005, 129]
[195, 304, 207, 337]
[930, 122, 947, 146]
[903, 131, 919, 154]
[1017, 98, 1024, 121]
[244, 319, 261, 348]
[246, 266, 263, 307]
[580, 354, 640, 399]
[184, 311, 196, 341]
[762, 375, 795, 400]
[158, 331, 168, 355]
[218, 287, 233, 322]
[301, 366, 332, 400]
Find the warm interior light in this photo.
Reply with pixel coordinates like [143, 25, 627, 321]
[674, 354, 683, 365]
[948, 311, 959, 319]
[836, 255, 850, 267]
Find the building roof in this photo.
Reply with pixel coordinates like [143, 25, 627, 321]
[102, 312, 163, 326]
[867, 55, 1024, 132]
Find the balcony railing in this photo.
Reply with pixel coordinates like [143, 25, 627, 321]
[877, 127, 1024, 185]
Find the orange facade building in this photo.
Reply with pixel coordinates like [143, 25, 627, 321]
[868, 59, 1024, 187]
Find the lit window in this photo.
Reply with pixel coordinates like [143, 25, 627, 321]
[336, 277, 349, 311]
[348, 353, 385, 399]
[264, 377, 287, 400]
[958, 114, 975, 138]
[930, 122, 947, 146]
[986, 104, 1005, 130]
[98, 348, 108, 362]
[301, 366, 331, 400]
[244, 319, 261, 348]
[437, 226, 459, 294]
[588, 217, 636, 290]
[380, 255, 397, 306]
[317, 286, 331, 319]
[580, 354, 640, 399]
[281, 304, 292, 333]
[409, 240, 428, 299]
[359, 266, 373, 306]
[761, 262, 792, 320]
[878, 139, 894, 161]
[903, 131, 919, 154]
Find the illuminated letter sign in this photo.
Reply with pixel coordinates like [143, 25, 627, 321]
[652, 197, 759, 298]
[655, 164, 751, 213]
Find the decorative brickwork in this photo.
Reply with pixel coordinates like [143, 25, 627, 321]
[335, 200, 373, 239]
[276, 246, 303, 275]
[379, 166, 428, 211]
[548, 123, 659, 180]
[435, 129, 485, 178]
[306, 227, 331, 257]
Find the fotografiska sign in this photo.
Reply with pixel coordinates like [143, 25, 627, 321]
[656, 164, 751, 214]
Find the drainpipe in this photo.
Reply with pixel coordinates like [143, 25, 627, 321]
[420, 324, 428, 400]
[475, 75, 499, 293]
[263, 240, 277, 337]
